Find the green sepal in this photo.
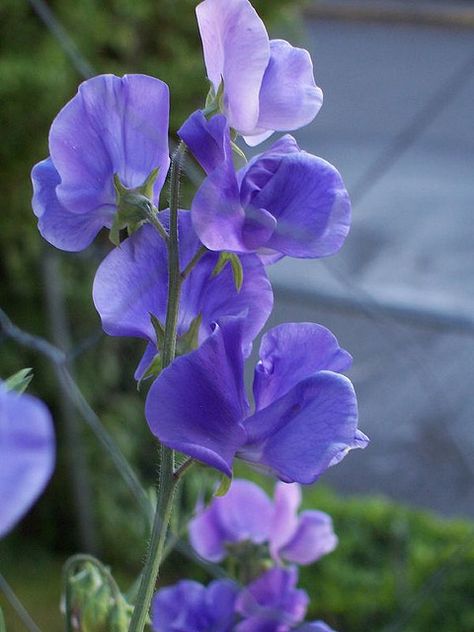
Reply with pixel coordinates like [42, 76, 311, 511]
[214, 473, 232, 497]
[110, 170, 160, 245]
[212, 252, 244, 291]
[136, 354, 162, 391]
[5, 368, 33, 394]
[150, 314, 165, 350]
[176, 314, 202, 356]
[0, 607, 6, 632]
[231, 140, 247, 164]
[204, 78, 224, 118]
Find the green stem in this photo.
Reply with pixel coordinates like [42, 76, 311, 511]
[128, 143, 187, 632]
[181, 245, 208, 281]
[0, 573, 42, 632]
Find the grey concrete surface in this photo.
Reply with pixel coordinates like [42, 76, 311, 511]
[267, 19, 474, 517]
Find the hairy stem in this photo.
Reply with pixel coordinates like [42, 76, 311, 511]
[128, 143, 187, 632]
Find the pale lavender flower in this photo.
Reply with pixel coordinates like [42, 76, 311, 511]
[196, 0, 323, 145]
[179, 115, 351, 261]
[189, 479, 337, 566]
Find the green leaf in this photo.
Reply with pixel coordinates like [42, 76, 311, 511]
[214, 473, 232, 497]
[5, 368, 33, 394]
[0, 606, 6, 632]
[212, 252, 244, 291]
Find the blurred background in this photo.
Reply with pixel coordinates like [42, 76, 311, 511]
[1, 0, 473, 630]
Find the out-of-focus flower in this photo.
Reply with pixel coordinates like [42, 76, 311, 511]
[152, 579, 238, 632]
[196, 0, 323, 145]
[189, 479, 337, 566]
[32, 74, 170, 251]
[235, 567, 308, 631]
[0, 381, 55, 538]
[93, 211, 273, 380]
[146, 317, 368, 483]
[180, 114, 350, 262]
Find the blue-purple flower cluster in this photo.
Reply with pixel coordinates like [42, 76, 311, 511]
[0, 0, 372, 626]
[30, 0, 367, 485]
[152, 479, 337, 631]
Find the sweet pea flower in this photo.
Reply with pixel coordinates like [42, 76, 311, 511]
[196, 0, 323, 145]
[189, 479, 337, 566]
[146, 317, 368, 483]
[180, 114, 351, 261]
[32, 74, 170, 251]
[235, 567, 308, 631]
[0, 381, 55, 538]
[93, 211, 273, 380]
[152, 579, 238, 632]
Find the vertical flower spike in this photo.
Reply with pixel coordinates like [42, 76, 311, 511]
[196, 0, 322, 144]
[0, 382, 55, 538]
[32, 74, 170, 251]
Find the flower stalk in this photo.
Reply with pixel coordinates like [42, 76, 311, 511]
[128, 143, 187, 632]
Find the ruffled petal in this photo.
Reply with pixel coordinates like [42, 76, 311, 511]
[152, 579, 238, 632]
[178, 111, 231, 175]
[196, 0, 269, 134]
[145, 318, 248, 476]
[279, 510, 338, 565]
[235, 567, 308, 630]
[191, 158, 250, 252]
[250, 151, 351, 258]
[0, 383, 55, 538]
[268, 482, 301, 561]
[49, 74, 170, 214]
[253, 323, 352, 410]
[189, 502, 229, 562]
[241, 372, 363, 484]
[189, 479, 273, 562]
[94, 212, 272, 373]
[31, 158, 110, 251]
[93, 222, 168, 342]
[256, 40, 323, 133]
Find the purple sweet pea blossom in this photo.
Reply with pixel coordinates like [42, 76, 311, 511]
[152, 579, 238, 632]
[93, 211, 273, 379]
[180, 115, 351, 261]
[0, 382, 55, 538]
[32, 74, 170, 251]
[235, 567, 308, 631]
[196, 0, 323, 144]
[146, 318, 368, 483]
[189, 479, 337, 566]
